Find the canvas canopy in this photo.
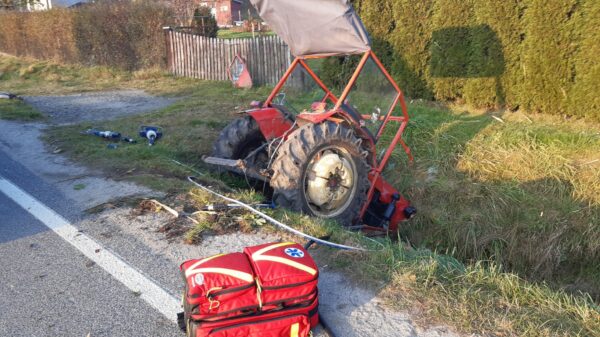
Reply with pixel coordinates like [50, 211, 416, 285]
[249, 0, 371, 57]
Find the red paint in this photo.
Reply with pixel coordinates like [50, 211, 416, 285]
[247, 108, 293, 140]
[197, 0, 243, 27]
[297, 110, 337, 124]
[368, 173, 412, 231]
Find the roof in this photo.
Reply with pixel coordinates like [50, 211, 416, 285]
[52, 0, 88, 7]
[249, 0, 371, 57]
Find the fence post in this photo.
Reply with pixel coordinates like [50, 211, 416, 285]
[162, 27, 173, 72]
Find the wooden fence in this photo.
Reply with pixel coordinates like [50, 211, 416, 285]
[164, 29, 291, 86]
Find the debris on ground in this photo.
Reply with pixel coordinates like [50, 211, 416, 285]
[0, 92, 22, 100]
[81, 126, 160, 148]
[84, 128, 121, 139]
[139, 125, 163, 146]
[129, 191, 264, 244]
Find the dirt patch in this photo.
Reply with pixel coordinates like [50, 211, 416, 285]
[23, 90, 177, 125]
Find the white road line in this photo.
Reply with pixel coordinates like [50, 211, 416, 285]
[0, 175, 181, 323]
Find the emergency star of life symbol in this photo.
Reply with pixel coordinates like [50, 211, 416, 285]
[284, 247, 304, 258]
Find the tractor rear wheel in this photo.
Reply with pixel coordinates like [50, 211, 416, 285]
[212, 116, 269, 186]
[270, 121, 370, 225]
[212, 115, 266, 161]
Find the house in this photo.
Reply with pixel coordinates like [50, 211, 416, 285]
[0, 0, 52, 11]
[28, 0, 51, 10]
[53, 0, 89, 8]
[197, 0, 243, 27]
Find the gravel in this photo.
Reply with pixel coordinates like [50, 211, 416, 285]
[23, 90, 177, 125]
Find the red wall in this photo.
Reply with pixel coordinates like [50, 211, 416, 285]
[199, 0, 242, 27]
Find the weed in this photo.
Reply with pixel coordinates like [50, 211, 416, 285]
[73, 183, 86, 190]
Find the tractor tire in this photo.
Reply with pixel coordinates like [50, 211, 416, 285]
[270, 121, 370, 226]
[212, 115, 265, 160]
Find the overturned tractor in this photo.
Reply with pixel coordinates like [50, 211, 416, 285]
[205, 0, 416, 232]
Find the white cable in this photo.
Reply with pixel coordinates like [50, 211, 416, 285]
[187, 176, 380, 252]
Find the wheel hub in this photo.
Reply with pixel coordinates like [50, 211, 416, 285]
[306, 151, 354, 211]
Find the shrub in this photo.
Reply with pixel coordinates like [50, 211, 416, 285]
[569, 1, 600, 119]
[193, 7, 218, 38]
[321, 0, 600, 120]
[0, 0, 172, 70]
[519, 0, 579, 115]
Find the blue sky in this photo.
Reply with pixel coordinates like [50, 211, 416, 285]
[52, 0, 87, 7]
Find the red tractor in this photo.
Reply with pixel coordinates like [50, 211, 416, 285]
[205, 0, 416, 232]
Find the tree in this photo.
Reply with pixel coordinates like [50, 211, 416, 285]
[193, 6, 218, 38]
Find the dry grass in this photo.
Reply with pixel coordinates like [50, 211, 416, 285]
[381, 103, 600, 301]
[0, 55, 200, 96]
[0, 2, 170, 70]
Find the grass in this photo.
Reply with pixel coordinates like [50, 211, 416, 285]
[3, 54, 599, 336]
[0, 99, 43, 121]
[217, 29, 275, 39]
[0, 55, 201, 96]
[388, 104, 600, 298]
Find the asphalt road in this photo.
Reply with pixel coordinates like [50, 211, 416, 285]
[0, 150, 181, 337]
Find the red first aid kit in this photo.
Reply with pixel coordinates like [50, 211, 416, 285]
[179, 242, 319, 337]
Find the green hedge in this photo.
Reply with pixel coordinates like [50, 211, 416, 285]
[331, 0, 600, 119]
[0, 1, 172, 70]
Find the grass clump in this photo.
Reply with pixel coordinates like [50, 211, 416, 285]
[0, 99, 44, 121]
[385, 103, 600, 300]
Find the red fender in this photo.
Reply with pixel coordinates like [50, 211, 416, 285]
[247, 108, 293, 140]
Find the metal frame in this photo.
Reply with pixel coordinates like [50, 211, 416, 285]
[260, 50, 413, 226]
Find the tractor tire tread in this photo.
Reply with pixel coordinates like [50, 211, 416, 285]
[270, 121, 370, 226]
[212, 116, 261, 159]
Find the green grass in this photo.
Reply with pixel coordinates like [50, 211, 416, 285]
[384, 104, 600, 298]
[73, 183, 86, 190]
[4, 55, 599, 337]
[0, 99, 43, 121]
[217, 29, 275, 39]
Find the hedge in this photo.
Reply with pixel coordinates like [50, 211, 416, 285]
[1, 1, 598, 119]
[0, 1, 172, 70]
[329, 0, 600, 120]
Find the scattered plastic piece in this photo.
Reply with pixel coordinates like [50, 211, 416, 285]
[139, 126, 163, 146]
[84, 129, 121, 139]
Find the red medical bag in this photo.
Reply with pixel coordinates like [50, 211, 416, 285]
[180, 252, 259, 321]
[244, 242, 318, 311]
[186, 297, 319, 337]
[180, 242, 319, 337]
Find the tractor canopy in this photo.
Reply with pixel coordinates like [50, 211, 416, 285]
[249, 0, 371, 57]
